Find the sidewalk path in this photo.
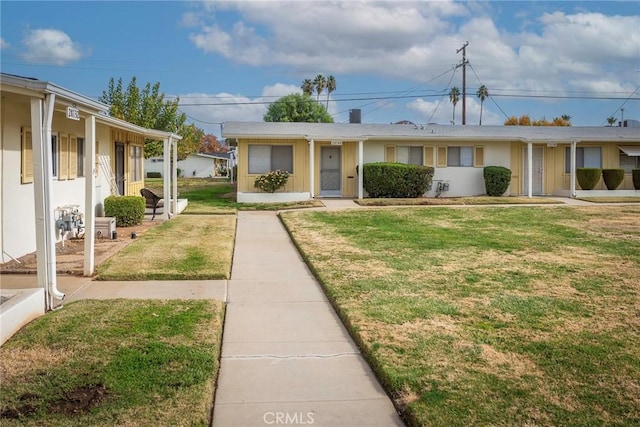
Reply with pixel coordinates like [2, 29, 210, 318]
[212, 211, 404, 426]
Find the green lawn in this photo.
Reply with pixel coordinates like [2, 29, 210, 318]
[0, 299, 225, 426]
[281, 206, 640, 426]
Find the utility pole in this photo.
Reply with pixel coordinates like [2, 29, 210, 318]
[456, 41, 469, 125]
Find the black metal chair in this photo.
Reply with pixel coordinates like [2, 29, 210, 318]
[140, 188, 164, 220]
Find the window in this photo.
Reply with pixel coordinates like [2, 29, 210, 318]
[77, 137, 85, 177]
[396, 146, 423, 165]
[129, 145, 143, 182]
[248, 145, 293, 174]
[51, 135, 58, 177]
[565, 147, 602, 173]
[619, 149, 640, 173]
[447, 146, 473, 167]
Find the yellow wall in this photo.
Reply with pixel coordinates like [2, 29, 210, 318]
[112, 130, 145, 196]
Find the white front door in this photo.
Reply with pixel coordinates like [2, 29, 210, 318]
[523, 146, 544, 195]
[320, 146, 341, 196]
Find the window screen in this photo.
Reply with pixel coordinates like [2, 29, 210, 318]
[447, 146, 473, 167]
[249, 145, 293, 174]
[565, 147, 602, 173]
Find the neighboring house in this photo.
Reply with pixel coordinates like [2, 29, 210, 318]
[1, 73, 180, 308]
[222, 121, 640, 202]
[145, 152, 233, 178]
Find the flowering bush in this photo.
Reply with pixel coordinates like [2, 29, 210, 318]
[254, 170, 289, 193]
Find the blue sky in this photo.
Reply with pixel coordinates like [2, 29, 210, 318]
[1, 0, 639, 137]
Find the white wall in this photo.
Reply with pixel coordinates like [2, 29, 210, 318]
[144, 155, 218, 178]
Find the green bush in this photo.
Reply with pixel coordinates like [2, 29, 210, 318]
[633, 169, 640, 190]
[363, 163, 434, 198]
[254, 170, 289, 193]
[602, 169, 625, 190]
[104, 196, 145, 227]
[576, 168, 601, 190]
[147, 172, 161, 178]
[483, 166, 512, 196]
[177, 168, 182, 177]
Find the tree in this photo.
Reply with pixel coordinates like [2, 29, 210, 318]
[264, 93, 333, 123]
[476, 85, 489, 125]
[449, 87, 460, 124]
[607, 116, 617, 126]
[301, 79, 314, 96]
[99, 77, 203, 159]
[561, 114, 572, 124]
[313, 74, 327, 104]
[326, 75, 336, 110]
[200, 134, 228, 154]
[504, 114, 571, 126]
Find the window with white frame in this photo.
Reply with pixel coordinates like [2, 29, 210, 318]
[565, 147, 602, 173]
[396, 146, 423, 165]
[619, 150, 640, 173]
[248, 145, 293, 174]
[447, 146, 473, 167]
[129, 145, 143, 182]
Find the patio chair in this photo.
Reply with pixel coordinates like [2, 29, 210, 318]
[140, 188, 164, 220]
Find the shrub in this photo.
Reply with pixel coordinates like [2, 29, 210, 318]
[576, 168, 601, 190]
[483, 166, 512, 196]
[363, 163, 434, 198]
[147, 172, 161, 178]
[104, 196, 145, 227]
[633, 169, 640, 190]
[602, 169, 625, 190]
[177, 168, 182, 177]
[254, 170, 289, 193]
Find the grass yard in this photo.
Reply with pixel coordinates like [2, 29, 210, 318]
[577, 197, 640, 203]
[97, 215, 235, 280]
[0, 299, 225, 426]
[281, 206, 640, 426]
[355, 196, 561, 206]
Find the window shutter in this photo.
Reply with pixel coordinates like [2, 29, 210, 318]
[474, 146, 484, 167]
[59, 134, 69, 180]
[69, 135, 78, 179]
[424, 146, 434, 167]
[21, 127, 34, 184]
[385, 145, 396, 162]
[437, 146, 447, 168]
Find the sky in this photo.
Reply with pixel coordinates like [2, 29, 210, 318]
[1, 0, 639, 137]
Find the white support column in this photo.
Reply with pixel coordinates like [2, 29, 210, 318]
[358, 140, 364, 199]
[162, 137, 170, 219]
[309, 139, 315, 198]
[570, 140, 577, 198]
[83, 115, 96, 276]
[527, 141, 533, 198]
[172, 137, 178, 216]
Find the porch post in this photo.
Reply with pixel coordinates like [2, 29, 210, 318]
[358, 140, 364, 199]
[162, 137, 170, 219]
[309, 138, 315, 198]
[172, 137, 178, 216]
[83, 115, 96, 276]
[527, 141, 533, 198]
[570, 140, 577, 198]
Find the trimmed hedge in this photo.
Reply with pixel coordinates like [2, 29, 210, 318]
[363, 162, 434, 198]
[602, 169, 624, 190]
[576, 168, 601, 190]
[483, 166, 512, 196]
[104, 196, 145, 227]
[632, 169, 640, 190]
[147, 172, 161, 178]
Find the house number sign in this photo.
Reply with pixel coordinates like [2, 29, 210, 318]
[67, 106, 80, 121]
[331, 140, 343, 146]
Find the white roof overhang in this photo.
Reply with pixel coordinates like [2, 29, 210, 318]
[619, 146, 640, 156]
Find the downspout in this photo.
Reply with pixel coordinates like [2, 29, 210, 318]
[358, 140, 364, 199]
[570, 140, 577, 198]
[307, 137, 315, 198]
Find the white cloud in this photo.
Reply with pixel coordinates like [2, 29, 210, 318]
[20, 29, 84, 65]
[0, 38, 9, 49]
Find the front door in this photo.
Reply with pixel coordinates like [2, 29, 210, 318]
[523, 146, 544, 195]
[115, 143, 125, 195]
[320, 146, 341, 196]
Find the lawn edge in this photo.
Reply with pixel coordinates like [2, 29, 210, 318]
[278, 213, 415, 427]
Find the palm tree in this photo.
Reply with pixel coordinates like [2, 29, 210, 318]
[325, 75, 336, 110]
[606, 116, 617, 126]
[449, 87, 460, 124]
[476, 85, 489, 125]
[313, 74, 326, 104]
[301, 79, 314, 96]
[561, 114, 571, 124]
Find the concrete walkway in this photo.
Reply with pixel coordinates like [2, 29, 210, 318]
[212, 211, 404, 426]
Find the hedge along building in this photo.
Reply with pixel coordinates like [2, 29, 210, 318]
[1, 73, 181, 309]
[222, 121, 640, 202]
